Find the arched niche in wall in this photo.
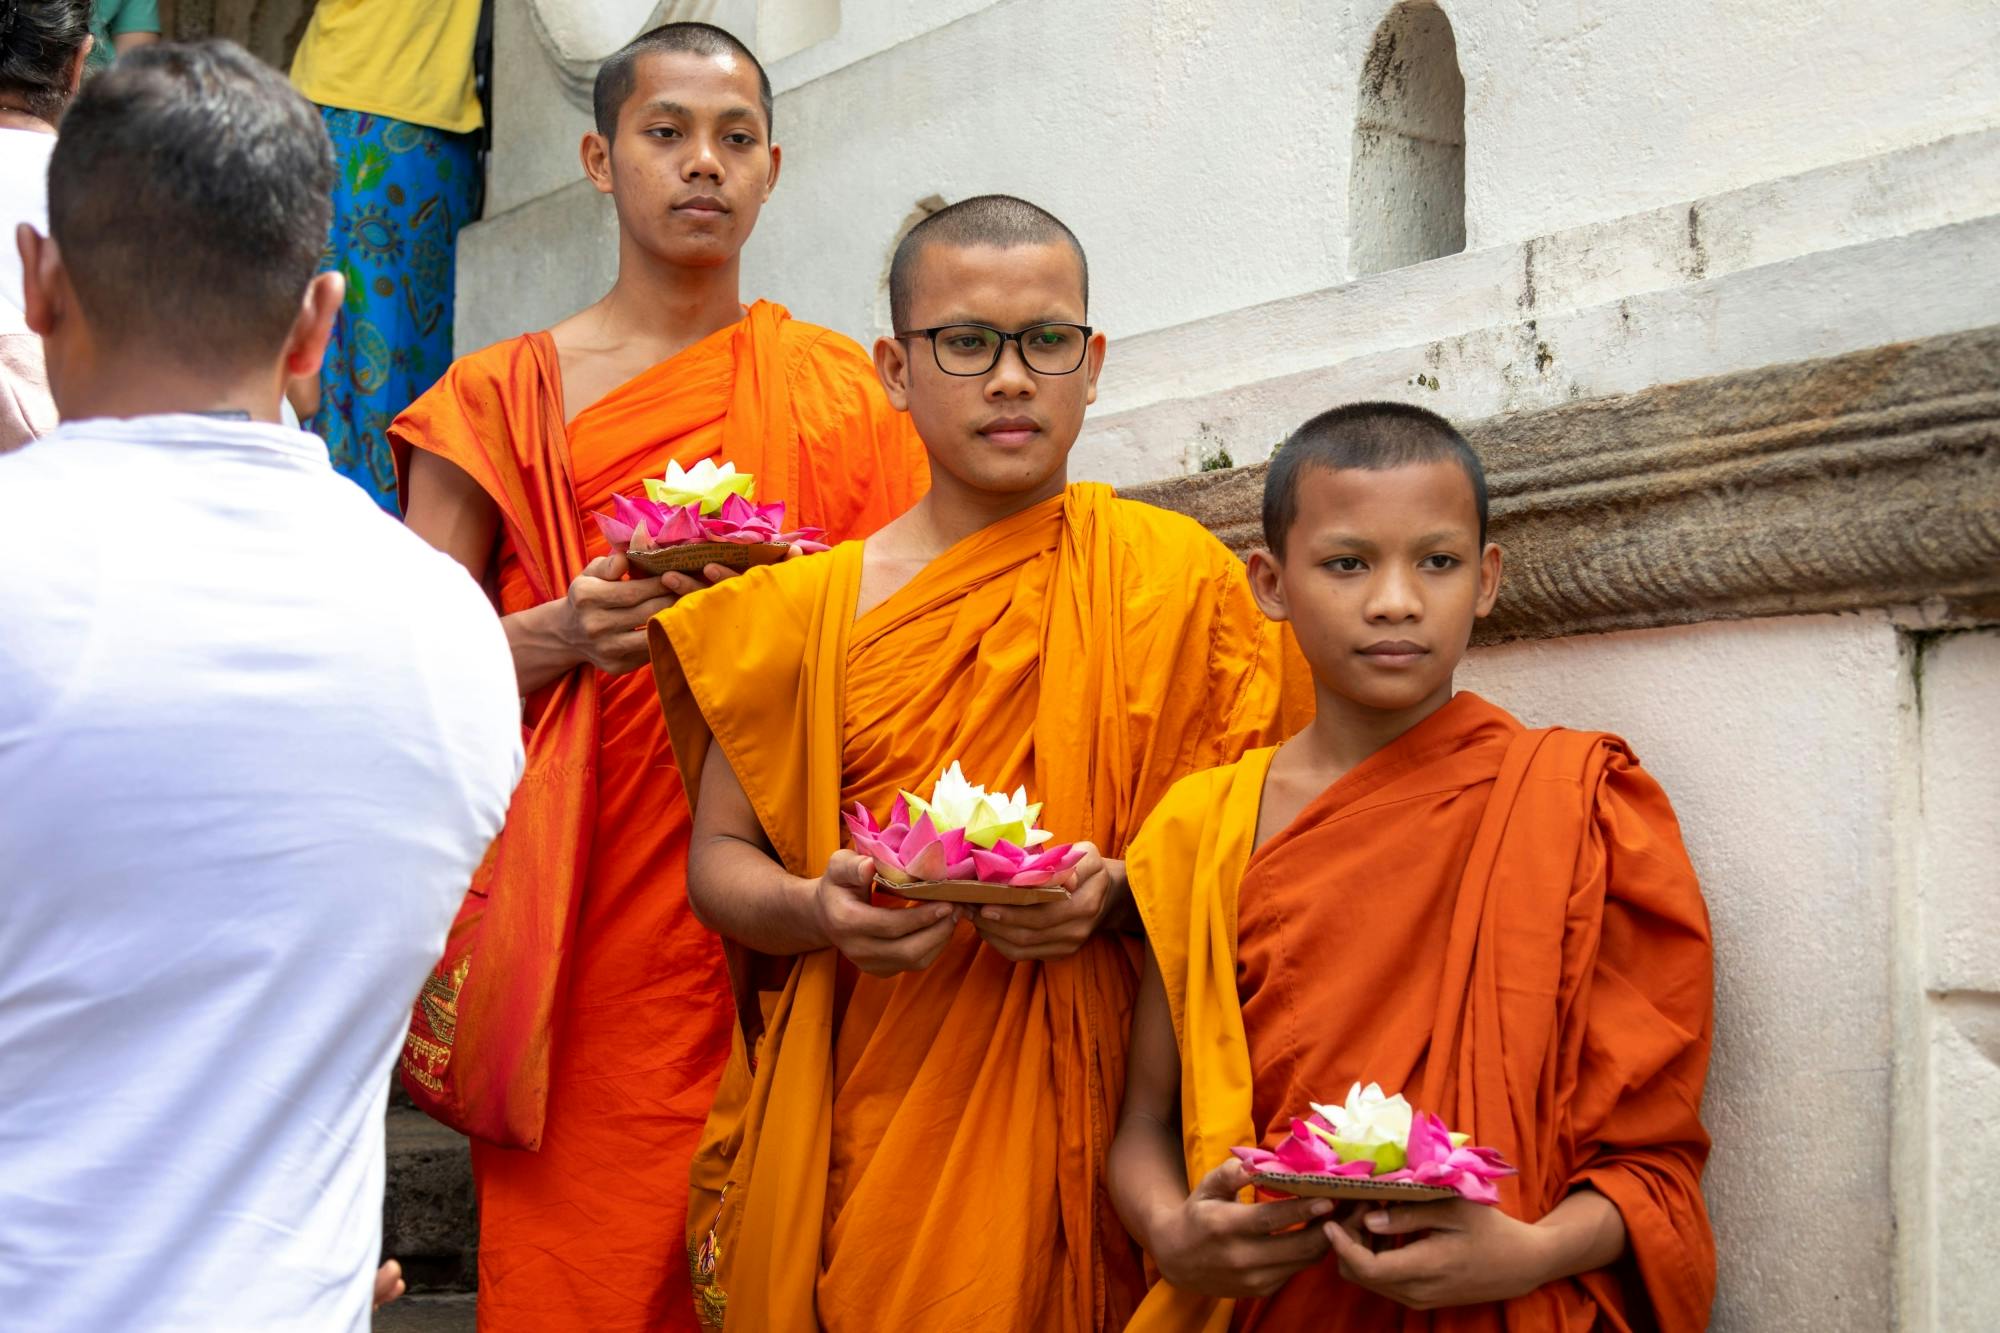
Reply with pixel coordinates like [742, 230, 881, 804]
[1348, 2, 1466, 276]
[528, 0, 759, 113]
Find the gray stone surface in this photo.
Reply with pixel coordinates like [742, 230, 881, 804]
[1124, 325, 2000, 642]
[384, 1108, 477, 1292]
[373, 1292, 477, 1333]
[454, 180, 622, 356]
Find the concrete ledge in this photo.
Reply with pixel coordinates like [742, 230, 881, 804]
[1124, 326, 2000, 643]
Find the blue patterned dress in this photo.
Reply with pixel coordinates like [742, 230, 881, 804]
[311, 108, 479, 511]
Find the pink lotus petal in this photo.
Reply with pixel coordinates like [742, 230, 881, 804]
[754, 500, 787, 528]
[715, 492, 758, 525]
[845, 801, 881, 835]
[890, 793, 911, 828]
[593, 512, 637, 547]
[971, 846, 1027, 882]
[610, 493, 656, 536]
[657, 503, 705, 545]
[1231, 1146, 1281, 1172]
[904, 839, 951, 881]
[900, 812, 941, 863]
[849, 829, 897, 868]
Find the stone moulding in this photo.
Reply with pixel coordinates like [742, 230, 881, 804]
[1121, 326, 2000, 645]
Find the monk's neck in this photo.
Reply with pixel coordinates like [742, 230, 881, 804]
[594, 241, 747, 360]
[1299, 677, 1459, 778]
[900, 470, 1068, 556]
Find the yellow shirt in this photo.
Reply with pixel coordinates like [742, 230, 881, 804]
[290, 0, 483, 135]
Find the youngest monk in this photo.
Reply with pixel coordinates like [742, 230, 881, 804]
[1109, 402, 1715, 1331]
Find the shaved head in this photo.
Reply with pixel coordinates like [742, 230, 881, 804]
[888, 194, 1088, 330]
[593, 21, 772, 138]
[1264, 402, 1489, 556]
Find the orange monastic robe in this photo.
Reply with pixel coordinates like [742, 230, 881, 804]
[1125, 692, 1716, 1333]
[389, 302, 928, 1332]
[650, 484, 1311, 1331]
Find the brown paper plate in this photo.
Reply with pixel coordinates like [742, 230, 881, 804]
[627, 542, 788, 576]
[1248, 1170, 1456, 1203]
[873, 874, 1071, 907]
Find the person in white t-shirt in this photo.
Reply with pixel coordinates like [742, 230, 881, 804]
[0, 40, 524, 1333]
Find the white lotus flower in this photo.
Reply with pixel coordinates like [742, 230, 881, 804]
[901, 763, 1056, 850]
[1310, 1082, 1415, 1172]
[643, 458, 756, 514]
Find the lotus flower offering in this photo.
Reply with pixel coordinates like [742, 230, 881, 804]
[844, 762, 1086, 907]
[1231, 1082, 1517, 1204]
[592, 460, 829, 576]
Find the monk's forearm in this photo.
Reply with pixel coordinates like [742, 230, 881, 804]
[687, 833, 828, 955]
[504, 600, 589, 696]
[1108, 1112, 1190, 1254]
[1529, 1188, 1627, 1285]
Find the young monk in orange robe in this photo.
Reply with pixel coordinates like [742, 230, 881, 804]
[392, 24, 926, 1333]
[1110, 402, 1715, 1332]
[648, 196, 1310, 1331]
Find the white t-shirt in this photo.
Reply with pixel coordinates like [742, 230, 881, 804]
[0, 126, 55, 329]
[0, 415, 525, 1331]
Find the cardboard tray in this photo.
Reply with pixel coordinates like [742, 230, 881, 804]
[1249, 1170, 1456, 1203]
[627, 541, 788, 576]
[872, 874, 1071, 907]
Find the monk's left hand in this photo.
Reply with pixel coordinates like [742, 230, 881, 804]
[971, 843, 1123, 963]
[1324, 1199, 1554, 1310]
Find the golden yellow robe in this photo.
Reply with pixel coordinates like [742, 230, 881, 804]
[650, 483, 1309, 1330]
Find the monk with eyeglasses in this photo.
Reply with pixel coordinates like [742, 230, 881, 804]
[649, 194, 1310, 1330]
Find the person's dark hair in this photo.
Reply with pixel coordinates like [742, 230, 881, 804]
[593, 21, 772, 140]
[47, 40, 333, 366]
[888, 194, 1088, 332]
[1262, 401, 1490, 557]
[0, 0, 92, 124]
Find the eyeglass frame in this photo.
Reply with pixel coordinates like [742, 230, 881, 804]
[892, 321, 1096, 377]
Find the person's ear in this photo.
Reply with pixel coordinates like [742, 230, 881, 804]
[1081, 329, 1107, 407]
[19, 225, 64, 337]
[282, 271, 345, 382]
[1473, 541, 1503, 619]
[1245, 548, 1291, 624]
[581, 131, 614, 195]
[67, 37, 93, 97]
[763, 141, 782, 200]
[873, 335, 912, 412]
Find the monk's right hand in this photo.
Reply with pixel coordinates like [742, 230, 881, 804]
[814, 850, 958, 976]
[1147, 1158, 1336, 1300]
[555, 553, 682, 675]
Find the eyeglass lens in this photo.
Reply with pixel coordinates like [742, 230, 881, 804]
[932, 324, 1088, 376]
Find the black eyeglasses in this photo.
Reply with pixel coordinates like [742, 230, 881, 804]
[894, 322, 1094, 377]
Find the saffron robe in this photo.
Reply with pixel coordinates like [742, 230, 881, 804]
[649, 484, 1311, 1331]
[1125, 692, 1715, 1333]
[389, 301, 928, 1333]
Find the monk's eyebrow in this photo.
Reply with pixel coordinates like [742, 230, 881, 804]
[1415, 530, 1470, 546]
[936, 314, 1079, 328]
[638, 101, 759, 124]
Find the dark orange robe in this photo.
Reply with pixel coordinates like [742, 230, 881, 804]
[388, 302, 928, 1332]
[1126, 692, 1715, 1332]
[649, 484, 1311, 1330]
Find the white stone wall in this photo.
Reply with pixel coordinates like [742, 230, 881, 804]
[462, 3, 2000, 1326]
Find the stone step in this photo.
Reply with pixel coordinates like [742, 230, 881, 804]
[373, 1291, 477, 1332]
[383, 1105, 477, 1293]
